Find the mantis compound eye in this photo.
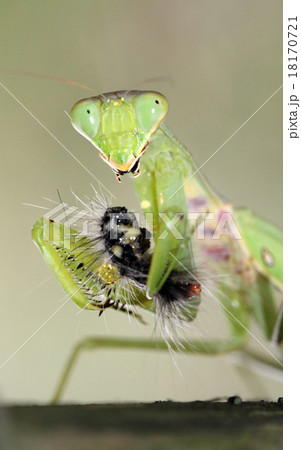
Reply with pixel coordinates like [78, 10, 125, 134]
[70, 97, 102, 139]
[134, 91, 168, 132]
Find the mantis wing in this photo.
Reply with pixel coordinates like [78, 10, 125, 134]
[234, 208, 283, 287]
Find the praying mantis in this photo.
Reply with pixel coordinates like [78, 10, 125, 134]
[32, 90, 283, 403]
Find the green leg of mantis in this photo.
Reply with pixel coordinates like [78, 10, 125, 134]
[51, 330, 249, 404]
[51, 279, 251, 403]
[133, 129, 194, 299]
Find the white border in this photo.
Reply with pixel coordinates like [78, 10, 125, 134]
[284, 0, 301, 447]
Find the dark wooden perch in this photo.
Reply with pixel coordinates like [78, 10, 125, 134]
[0, 399, 283, 449]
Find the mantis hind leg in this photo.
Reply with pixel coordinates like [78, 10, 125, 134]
[51, 331, 249, 404]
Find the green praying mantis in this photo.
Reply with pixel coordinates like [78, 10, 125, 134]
[32, 90, 283, 403]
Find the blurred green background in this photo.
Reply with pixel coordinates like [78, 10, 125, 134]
[0, 0, 282, 404]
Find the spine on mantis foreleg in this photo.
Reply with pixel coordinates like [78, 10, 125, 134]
[32, 218, 99, 310]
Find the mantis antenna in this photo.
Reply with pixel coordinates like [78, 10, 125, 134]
[1, 69, 107, 100]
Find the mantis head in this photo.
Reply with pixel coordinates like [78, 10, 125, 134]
[70, 90, 168, 180]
